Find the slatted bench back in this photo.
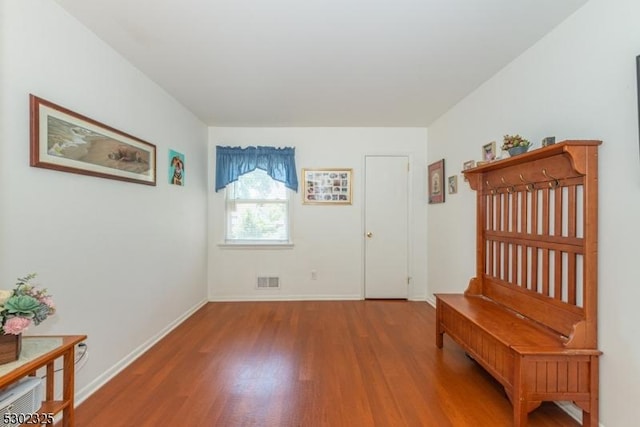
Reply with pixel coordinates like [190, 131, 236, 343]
[464, 141, 601, 349]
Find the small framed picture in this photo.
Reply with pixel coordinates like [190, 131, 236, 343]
[448, 175, 458, 194]
[462, 160, 475, 182]
[428, 159, 445, 204]
[482, 141, 497, 162]
[542, 136, 556, 147]
[637, 55, 640, 155]
[168, 149, 184, 186]
[463, 160, 475, 171]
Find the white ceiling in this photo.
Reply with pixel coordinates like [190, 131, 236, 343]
[54, 0, 588, 127]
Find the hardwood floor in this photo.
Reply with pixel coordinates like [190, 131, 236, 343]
[75, 301, 579, 426]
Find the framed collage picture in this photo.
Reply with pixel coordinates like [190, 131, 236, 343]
[302, 168, 352, 204]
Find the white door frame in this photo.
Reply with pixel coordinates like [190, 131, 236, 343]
[361, 152, 413, 299]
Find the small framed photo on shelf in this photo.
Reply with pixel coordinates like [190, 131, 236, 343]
[482, 141, 497, 162]
[427, 159, 445, 204]
[542, 136, 556, 147]
[302, 168, 352, 205]
[448, 175, 458, 194]
[462, 160, 475, 182]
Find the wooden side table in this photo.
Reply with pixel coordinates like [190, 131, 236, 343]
[0, 335, 87, 427]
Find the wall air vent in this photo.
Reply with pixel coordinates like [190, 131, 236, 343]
[256, 276, 280, 289]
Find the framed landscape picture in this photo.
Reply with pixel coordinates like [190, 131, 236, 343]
[302, 168, 352, 204]
[30, 94, 156, 185]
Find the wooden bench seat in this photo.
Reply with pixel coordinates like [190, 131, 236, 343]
[435, 141, 602, 427]
[436, 294, 566, 349]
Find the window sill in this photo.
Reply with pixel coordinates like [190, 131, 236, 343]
[218, 242, 294, 249]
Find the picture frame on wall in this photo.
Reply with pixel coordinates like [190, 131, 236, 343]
[636, 55, 640, 153]
[168, 149, 185, 186]
[428, 159, 445, 204]
[448, 175, 458, 194]
[302, 168, 352, 205]
[30, 94, 157, 186]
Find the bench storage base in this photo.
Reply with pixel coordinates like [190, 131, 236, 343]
[436, 294, 600, 427]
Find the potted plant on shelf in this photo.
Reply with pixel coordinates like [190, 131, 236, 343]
[0, 274, 56, 363]
[502, 134, 531, 156]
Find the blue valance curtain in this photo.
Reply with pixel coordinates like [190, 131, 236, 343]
[215, 146, 298, 192]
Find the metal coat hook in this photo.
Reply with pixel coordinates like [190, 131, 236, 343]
[501, 177, 515, 194]
[485, 180, 496, 195]
[541, 169, 559, 188]
[519, 173, 535, 193]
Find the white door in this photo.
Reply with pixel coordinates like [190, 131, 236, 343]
[364, 155, 409, 299]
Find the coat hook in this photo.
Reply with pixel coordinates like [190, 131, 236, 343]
[501, 177, 515, 194]
[541, 169, 559, 188]
[486, 180, 496, 195]
[519, 173, 535, 192]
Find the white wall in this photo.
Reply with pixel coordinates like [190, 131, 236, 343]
[208, 127, 428, 301]
[427, 0, 640, 425]
[0, 0, 208, 401]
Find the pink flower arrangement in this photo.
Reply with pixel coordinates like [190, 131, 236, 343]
[0, 274, 55, 335]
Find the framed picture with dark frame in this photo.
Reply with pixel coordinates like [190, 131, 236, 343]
[30, 94, 157, 186]
[636, 55, 640, 153]
[428, 159, 445, 204]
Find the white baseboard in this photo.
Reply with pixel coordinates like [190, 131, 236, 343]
[209, 294, 363, 302]
[556, 402, 582, 424]
[555, 401, 604, 427]
[425, 295, 436, 307]
[74, 299, 207, 405]
[210, 295, 433, 302]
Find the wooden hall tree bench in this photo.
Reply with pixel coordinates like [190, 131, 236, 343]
[435, 141, 602, 427]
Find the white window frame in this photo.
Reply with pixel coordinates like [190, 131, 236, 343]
[220, 171, 294, 248]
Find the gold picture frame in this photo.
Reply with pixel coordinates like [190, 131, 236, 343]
[302, 168, 352, 205]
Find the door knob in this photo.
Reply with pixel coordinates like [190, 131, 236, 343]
[366, 232, 373, 238]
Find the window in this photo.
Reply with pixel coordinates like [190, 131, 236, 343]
[225, 169, 291, 244]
